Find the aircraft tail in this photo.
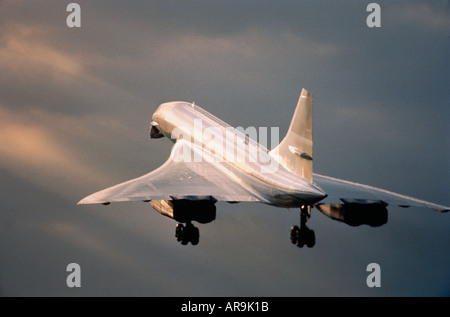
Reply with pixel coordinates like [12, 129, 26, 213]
[269, 89, 313, 181]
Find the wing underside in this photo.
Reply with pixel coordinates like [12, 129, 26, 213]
[78, 139, 448, 212]
[313, 173, 449, 212]
[78, 140, 265, 205]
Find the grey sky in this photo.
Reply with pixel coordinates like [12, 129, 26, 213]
[0, 1, 449, 296]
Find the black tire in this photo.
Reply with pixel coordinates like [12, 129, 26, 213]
[175, 223, 184, 241]
[191, 227, 200, 245]
[290, 226, 299, 243]
[306, 230, 315, 248]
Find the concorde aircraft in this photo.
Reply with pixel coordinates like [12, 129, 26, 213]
[78, 89, 448, 246]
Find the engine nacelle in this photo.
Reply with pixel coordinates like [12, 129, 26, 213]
[150, 199, 216, 224]
[316, 203, 388, 227]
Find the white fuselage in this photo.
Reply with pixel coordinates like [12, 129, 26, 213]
[152, 101, 326, 207]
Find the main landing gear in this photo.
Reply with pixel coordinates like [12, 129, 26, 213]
[149, 199, 216, 246]
[290, 205, 315, 248]
[175, 222, 200, 245]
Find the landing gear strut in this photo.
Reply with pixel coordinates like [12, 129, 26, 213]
[290, 205, 315, 248]
[175, 222, 199, 245]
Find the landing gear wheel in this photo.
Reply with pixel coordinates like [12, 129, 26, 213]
[290, 226, 300, 245]
[175, 223, 184, 242]
[290, 205, 315, 248]
[191, 227, 200, 245]
[305, 228, 315, 248]
[303, 228, 316, 248]
[175, 222, 200, 245]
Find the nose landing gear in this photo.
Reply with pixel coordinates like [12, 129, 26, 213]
[290, 205, 315, 248]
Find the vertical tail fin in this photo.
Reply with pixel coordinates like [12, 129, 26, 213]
[269, 89, 313, 181]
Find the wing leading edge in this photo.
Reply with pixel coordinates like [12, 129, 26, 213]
[78, 140, 266, 205]
[313, 173, 449, 212]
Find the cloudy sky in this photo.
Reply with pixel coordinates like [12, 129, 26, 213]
[0, 0, 449, 296]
